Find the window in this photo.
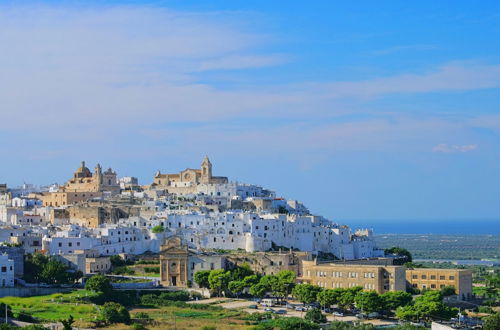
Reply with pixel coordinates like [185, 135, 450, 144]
[1, 267, 6, 272]
[449, 276, 455, 280]
[440, 275, 445, 280]
[431, 284, 436, 289]
[421, 275, 427, 279]
[431, 275, 436, 279]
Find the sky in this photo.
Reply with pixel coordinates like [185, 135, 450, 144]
[0, 1, 499, 223]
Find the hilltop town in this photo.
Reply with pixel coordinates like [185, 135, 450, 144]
[0, 158, 496, 330]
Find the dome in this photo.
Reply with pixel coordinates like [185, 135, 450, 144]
[74, 161, 92, 178]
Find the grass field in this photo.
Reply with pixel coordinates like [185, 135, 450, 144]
[0, 290, 100, 326]
[0, 290, 252, 329]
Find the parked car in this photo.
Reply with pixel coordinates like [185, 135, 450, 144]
[355, 313, 367, 319]
[367, 312, 380, 319]
[265, 308, 275, 313]
[323, 308, 332, 313]
[285, 304, 295, 309]
[274, 309, 287, 315]
[295, 306, 306, 312]
[248, 304, 258, 309]
[332, 311, 344, 317]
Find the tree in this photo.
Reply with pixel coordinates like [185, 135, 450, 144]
[483, 313, 500, 330]
[440, 286, 456, 297]
[85, 274, 113, 294]
[110, 255, 126, 267]
[337, 287, 362, 310]
[194, 270, 211, 288]
[305, 308, 327, 324]
[208, 269, 231, 296]
[380, 291, 413, 310]
[292, 283, 322, 304]
[228, 280, 246, 297]
[61, 315, 75, 330]
[275, 270, 296, 298]
[151, 225, 165, 233]
[395, 290, 457, 321]
[385, 247, 412, 264]
[317, 289, 342, 309]
[354, 291, 384, 313]
[99, 302, 131, 325]
[231, 264, 254, 281]
[40, 259, 71, 284]
[249, 282, 268, 298]
[242, 274, 259, 287]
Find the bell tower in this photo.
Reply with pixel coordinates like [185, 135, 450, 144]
[201, 156, 212, 183]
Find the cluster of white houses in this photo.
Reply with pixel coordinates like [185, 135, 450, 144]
[0, 157, 473, 300]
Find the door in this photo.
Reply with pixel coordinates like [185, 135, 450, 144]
[172, 276, 177, 286]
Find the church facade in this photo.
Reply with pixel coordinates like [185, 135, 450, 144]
[152, 156, 228, 194]
[63, 161, 120, 195]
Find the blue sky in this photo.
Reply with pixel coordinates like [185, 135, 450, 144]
[1, 1, 499, 222]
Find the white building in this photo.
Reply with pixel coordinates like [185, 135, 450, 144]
[0, 254, 15, 287]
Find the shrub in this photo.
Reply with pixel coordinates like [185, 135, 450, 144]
[305, 308, 327, 324]
[151, 225, 165, 233]
[99, 302, 131, 325]
[143, 267, 160, 274]
[85, 274, 113, 294]
[130, 323, 148, 330]
[134, 312, 150, 319]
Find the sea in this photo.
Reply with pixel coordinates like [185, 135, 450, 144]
[338, 218, 499, 235]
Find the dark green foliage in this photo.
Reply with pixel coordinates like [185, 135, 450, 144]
[354, 291, 384, 313]
[110, 255, 127, 267]
[208, 269, 231, 296]
[380, 291, 413, 310]
[134, 312, 150, 319]
[292, 283, 323, 304]
[85, 274, 113, 294]
[483, 313, 500, 330]
[384, 247, 412, 264]
[327, 321, 376, 329]
[139, 291, 191, 306]
[305, 308, 327, 323]
[395, 290, 457, 321]
[143, 266, 160, 273]
[23, 253, 82, 284]
[194, 270, 211, 288]
[99, 302, 131, 325]
[254, 317, 319, 330]
[440, 285, 456, 296]
[112, 266, 135, 275]
[130, 323, 148, 330]
[61, 315, 74, 330]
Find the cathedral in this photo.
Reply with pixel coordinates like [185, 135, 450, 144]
[62, 161, 120, 195]
[152, 156, 228, 191]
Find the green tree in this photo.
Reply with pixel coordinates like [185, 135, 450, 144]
[61, 315, 75, 330]
[151, 225, 165, 233]
[228, 280, 246, 297]
[440, 286, 456, 297]
[275, 270, 296, 298]
[385, 247, 412, 264]
[39, 259, 71, 284]
[110, 255, 127, 267]
[380, 291, 413, 310]
[242, 274, 259, 287]
[395, 290, 457, 321]
[208, 269, 231, 296]
[305, 308, 327, 324]
[354, 291, 384, 313]
[231, 264, 254, 281]
[85, 274, 113, 294]
[337, 287, 362, 310]
[194, 270, 211, 288]
[317, 289, 342, 309]
[483, 313, 500, 330]
[99, 302, 131, 325]
[292, 283, 322, 304]
[249, 282, 268, 298]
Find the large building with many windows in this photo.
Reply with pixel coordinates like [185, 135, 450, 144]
[405, 268, 472, 300]
[299, 259, 406, 294]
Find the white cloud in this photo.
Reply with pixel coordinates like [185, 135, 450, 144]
[432, 144, 478, 153]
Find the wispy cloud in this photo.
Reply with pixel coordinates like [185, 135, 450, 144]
[432, 144, 478, 153]
[372, 44, 438, 55]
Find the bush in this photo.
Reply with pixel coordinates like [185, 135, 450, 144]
[134, 312, 150, 319]
[201, 327, 217, 330]
[151, 225, 165, 233]
[99, 302, 131, 325]
[130, 323, 148, 330]
[305, 308, 327, 324]
[143, 267, 160, 274]
[85, 274, 113, 294]
[478, 306, 494, 314]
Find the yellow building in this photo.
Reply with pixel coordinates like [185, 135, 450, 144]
[300, 260, 406, 294]
[406, 268, 472, 300]
[36, 191, 102, 207]
[63, 161, 120, 195]
[152, 156, 228, 193]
